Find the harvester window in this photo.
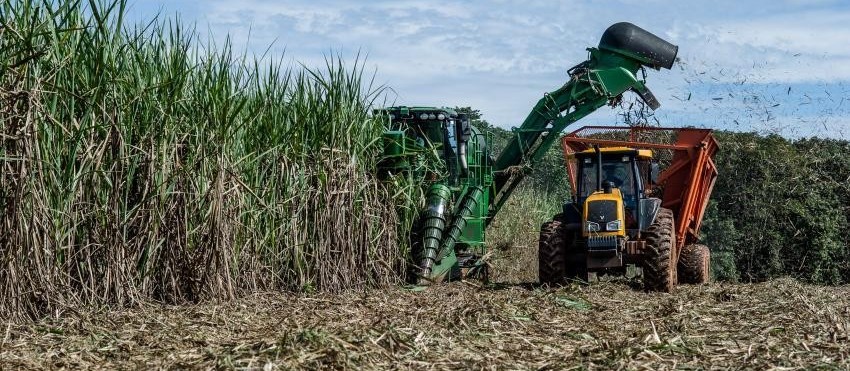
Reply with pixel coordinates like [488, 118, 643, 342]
[445, 120, 458, 153]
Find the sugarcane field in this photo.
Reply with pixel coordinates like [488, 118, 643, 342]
[1, 1, 849, 369]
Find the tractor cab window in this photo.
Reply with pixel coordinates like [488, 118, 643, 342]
[579, 155, 636, 200]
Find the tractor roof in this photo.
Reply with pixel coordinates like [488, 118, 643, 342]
[571, 146, 653, 159]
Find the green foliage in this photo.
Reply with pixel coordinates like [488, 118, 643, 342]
[700, 202, 740, 281]
[487, 186, 562, 283]
[702, 132, 850, 284]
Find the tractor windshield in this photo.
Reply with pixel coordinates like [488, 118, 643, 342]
[579, 155, 636, 200]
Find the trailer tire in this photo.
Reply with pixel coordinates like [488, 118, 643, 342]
[538, 220, 569, 285]
[642, 207, 676, 292]
[678, 244, 710, 284]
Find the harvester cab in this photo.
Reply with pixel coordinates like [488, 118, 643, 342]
[377, 22, 680, 285]
[377, 106, 477, 184]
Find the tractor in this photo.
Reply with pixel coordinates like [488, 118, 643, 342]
[538, 126, 718, 291]
[375, 22, 681, 284]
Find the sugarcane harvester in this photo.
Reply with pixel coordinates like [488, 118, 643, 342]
[376, 23, 679, 284]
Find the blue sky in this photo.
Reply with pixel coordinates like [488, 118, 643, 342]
[127, 0, 850, 139]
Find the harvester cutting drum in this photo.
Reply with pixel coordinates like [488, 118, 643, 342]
[375, 23, 705, 287]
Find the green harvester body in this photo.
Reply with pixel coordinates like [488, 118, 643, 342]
[375, 23, 679, 284]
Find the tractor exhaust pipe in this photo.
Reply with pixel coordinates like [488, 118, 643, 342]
[595, 145, 602, 192]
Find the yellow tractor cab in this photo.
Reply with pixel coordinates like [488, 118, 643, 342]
[565, 146, 658, 258]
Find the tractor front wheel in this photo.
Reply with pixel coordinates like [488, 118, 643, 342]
[678, 244, 710, 284]
[538, 220, 568, 285]
[642, 208, 677, 292]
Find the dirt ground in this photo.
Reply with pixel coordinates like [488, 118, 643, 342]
[1, 278, 848, 370]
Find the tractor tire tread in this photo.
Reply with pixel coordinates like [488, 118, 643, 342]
[538, 220, 568, 285]
[678, 244, 710, 284]
[642, 208, 676, 293]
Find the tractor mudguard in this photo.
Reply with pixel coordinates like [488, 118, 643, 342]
[561, 202, 582, 223]
[638, 198, 662, 231]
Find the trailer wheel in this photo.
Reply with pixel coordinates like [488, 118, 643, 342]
[642, 207, 676, 292]
[538, 220, 569, 285]
[678, 244, 710, 284]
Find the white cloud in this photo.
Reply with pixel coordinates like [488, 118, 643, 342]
[716, 11, 850, 56]
[673, 11, 850, 83]
[135, 0, 850, 136]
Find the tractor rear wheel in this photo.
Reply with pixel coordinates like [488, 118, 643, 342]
[678, 244, 710, 284]
[538, 220, 568, 285]
[642, 207, 677, 292]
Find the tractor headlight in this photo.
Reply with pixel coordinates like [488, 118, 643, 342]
[606, 220, 622, 231]
[437, 113, 446, 120]
[419, 113, 429, 120]
[586, 222, 600, 232]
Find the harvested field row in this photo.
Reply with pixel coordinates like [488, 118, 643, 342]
[2, 279, 847, 369]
